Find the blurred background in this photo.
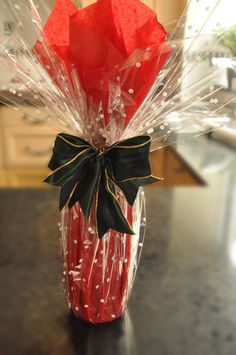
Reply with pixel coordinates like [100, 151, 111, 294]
[0, 0, 235, 188]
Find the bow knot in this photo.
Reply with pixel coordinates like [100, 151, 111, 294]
[98, 150, 108, 168]
[44, 133, 161, 238]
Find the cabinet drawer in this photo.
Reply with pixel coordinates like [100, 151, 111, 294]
[0, 108, 4, 167]
[150, 148, 166, 186]
[0, 169, 7, 187]
[6, 168, 50, 188]
[1, 106, 52, 126]
[3, 126, 55, 168]
[165, 149, 201, 186]
[0, 132, 4, 167]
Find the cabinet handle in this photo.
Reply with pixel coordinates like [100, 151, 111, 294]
[22, 113, 41, 125]
[22, 113, 51, 125]
[24, 145, 51, 157]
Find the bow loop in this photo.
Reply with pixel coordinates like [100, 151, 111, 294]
[106, 136, 152, 182]
[44, 133, 161, 238]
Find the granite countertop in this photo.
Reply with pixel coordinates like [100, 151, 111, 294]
[0, 136, 236, 355]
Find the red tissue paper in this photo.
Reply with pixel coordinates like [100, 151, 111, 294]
[34, 0, 170, 124]
[34, 0, 169, 324]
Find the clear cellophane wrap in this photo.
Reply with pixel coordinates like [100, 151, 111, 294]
[0, 0, 235, 323]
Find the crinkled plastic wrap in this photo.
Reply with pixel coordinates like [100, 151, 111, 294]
[0, 0, 235, 323]
[60, 189, 145, 323]
[0, 0, 235, 147]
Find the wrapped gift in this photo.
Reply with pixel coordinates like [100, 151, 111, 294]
[0, 0, 235, 324]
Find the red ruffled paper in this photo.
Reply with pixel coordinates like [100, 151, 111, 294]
[64, 201, 135, 323]
[34, 0, 170, 123]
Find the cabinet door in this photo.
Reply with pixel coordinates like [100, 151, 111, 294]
[80, 0, 95, 6]
[1, 106, 52, 127]
[150, 148, 166, 186]
[81, 0, 155, 9]
[3, 126, 55, 168]
[164, 149, 202, 186]
[0, 136, 4, 168]
[150, 147, 202, 186]
[141, 0, 155, 9]
[0, 169, 6, 187]
[6, 168, 50, 188]
[154, 0, 187, 24]
[0, 108, 4, 168]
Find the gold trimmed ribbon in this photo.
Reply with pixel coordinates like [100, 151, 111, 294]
[44, 133, 162, 239]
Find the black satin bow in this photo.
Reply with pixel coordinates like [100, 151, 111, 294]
[44, 133, 161, 238]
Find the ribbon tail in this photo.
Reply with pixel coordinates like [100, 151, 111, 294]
[44, 149, 94, 186]
[96, 172, 134, 239]
[68, 156, 101, 218]
[115, 181, 139, 206]
[59, 177, 78, 211]
[58, 155, 95, 210]
[115, 176, 161, 206]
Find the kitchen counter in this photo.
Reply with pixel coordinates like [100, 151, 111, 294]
[0, 136, 236, 355]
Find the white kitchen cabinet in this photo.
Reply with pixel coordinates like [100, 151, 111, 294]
[81, 0, 155, 9]
[0, 108, 4, 168]
[0, 105, 55, 187]
[5, 168, 50, 188]
[3, 126, 55, 168]
[154, 0, 187, 25]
